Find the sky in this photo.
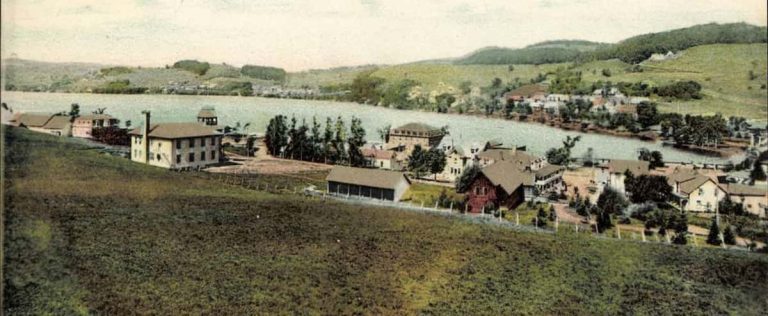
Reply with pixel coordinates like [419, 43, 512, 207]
[1, 0, 766, 71]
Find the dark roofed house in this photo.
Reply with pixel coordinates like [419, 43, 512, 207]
[466, 161, 535, 213]
[326, 166, 411, 202]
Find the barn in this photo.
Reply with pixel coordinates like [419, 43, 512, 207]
[326, 166, 411, 202]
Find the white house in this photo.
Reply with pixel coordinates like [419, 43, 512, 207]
[668, 169, 727, 213]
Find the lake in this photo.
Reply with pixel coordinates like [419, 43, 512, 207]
[1, 91, 739, 164]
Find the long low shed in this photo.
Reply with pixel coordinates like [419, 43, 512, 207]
[326, 166, 411, 202]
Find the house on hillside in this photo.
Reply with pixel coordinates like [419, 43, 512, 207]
[466, 161, 534, 212]
[725, 184, 767, 218]
[534, 164, 565, 193]
[326, 166, 411, 202]
[362, 148, 402, 170]
[503, 84, 548, 103]
[668, 169, 727, 213]
[129, 111, 222, 169]
[600, 160, 650, 195]
[385, 123, 446, 157]
[73, 114, 120, 138]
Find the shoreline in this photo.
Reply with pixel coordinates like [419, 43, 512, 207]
[3, 90, 747, 160]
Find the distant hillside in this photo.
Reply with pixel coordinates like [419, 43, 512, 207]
[455, 23, 766, 65]
[2, 59, 284, 93]
[455, 46, 588, 65]
[591, 22, 767, 64]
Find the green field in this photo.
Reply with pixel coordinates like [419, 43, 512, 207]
[4, 127, 768, 314]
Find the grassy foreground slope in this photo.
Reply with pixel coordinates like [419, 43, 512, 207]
[3, 127, 768, 315]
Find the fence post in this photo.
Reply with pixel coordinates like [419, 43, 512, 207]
[516, 212, 519, 226]
[641, 231, 646, 242]
[617, 226, 621, 240]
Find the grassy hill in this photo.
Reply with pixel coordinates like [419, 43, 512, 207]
[574, 44, 768, 120]
[4, 127, 768, 314]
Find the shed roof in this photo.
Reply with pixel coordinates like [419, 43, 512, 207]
[43, 115, 71, 130]
[607, 160, 649, 175]
[326, 166, 410, 190]
[129, 122, 220, 139]
[362, 148, 397, 160]
[535, 164, 564, 177]
[14, 113, 54, 127]
[727, 184, 767, 197]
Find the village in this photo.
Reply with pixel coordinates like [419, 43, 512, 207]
[3, 101, 767, 252]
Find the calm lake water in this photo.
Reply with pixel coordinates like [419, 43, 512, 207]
[1, 91, 738, 164]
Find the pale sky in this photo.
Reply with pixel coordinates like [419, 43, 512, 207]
[1, 0, 766, 71]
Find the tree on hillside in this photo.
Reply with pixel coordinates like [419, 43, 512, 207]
[377, 124, 391, 143]
[407, 146, 446, 179]
[427, 148, 447, 180]
[332, 116, 347, 164]
[323, 117, 334, 163]
[456, 165, 481, 193]
[309, 117, 322, 162]
[533, 206, 548, 228]
[706, 218, 722, 246]
[596, 208, 613, 233]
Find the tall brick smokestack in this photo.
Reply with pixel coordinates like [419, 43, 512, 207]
[142, 110, 150, 163]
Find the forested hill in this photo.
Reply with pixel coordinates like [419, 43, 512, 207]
[455, 40, 606, 65]
[456, 23, 767, 65]
[592, 22, 768, 64]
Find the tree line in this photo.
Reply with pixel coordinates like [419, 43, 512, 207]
[264, 114, 367, 166]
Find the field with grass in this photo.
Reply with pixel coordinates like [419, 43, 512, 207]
[4, 127, 768, 314]
[576, 44, 768, 121]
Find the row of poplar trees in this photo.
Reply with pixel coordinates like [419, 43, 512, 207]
[264, 115, 367, 166]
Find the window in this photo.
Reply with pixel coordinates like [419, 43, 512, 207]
[189, 138, 195, 148]
[156, 154, 161, 161]
[176, 155, 181, 164]
[188, 153, 195, 162]
[714, 189, 718, 197]
[176, 140, 181, 149]
[200, 138, 205, 147]
[210, 137, 215, 146]
[211, 150, 216, 160]
[200, 151, 206, 161]
[380, 161, 384, 167]
[698, 188, 703, 195]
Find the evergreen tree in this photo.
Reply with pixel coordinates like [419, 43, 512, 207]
[333, 116, 347, 164]
[672, 231, 688, 245]
[548, 204, 557, 222]
[596, 208, 613, 233]
[427, 147, 447, 180]
[310, 116, 322, 162]
[706, 218, 722, 246]
[455, 165, 480, 193]
[323, 117, 334, 163]
[407, 145, 429, 178]
[751, 159, 767, 182]
[533, 206, 548, 227]
[264, 115, 288, 156]
[347, 117, 366, 167]
[723, 225, 736, 245]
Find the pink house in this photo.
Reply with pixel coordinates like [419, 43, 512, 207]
[72, 114, 119, 138]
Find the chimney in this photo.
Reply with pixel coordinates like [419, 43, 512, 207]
[141, 110, 151, 163]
